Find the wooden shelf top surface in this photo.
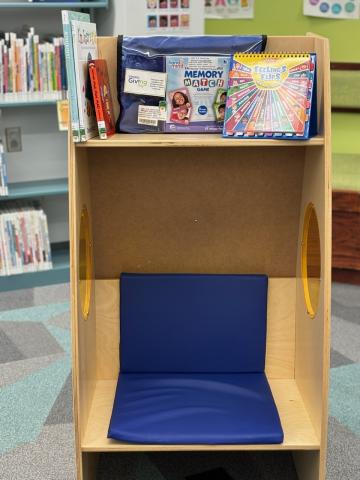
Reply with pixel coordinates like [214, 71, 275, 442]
[77, 134, 325, 148]
[81, 378, 320, 452]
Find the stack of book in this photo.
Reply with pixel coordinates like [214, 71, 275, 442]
[0, 143, 9, 197]
[62, 11, 115, 142]
[0, 28, 67, 103]
[62, 11, 97, 142]
[0, 202, 52, 276]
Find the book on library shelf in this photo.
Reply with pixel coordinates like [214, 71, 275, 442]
[62, 10, 90, 142]
[0, 27, 67, 102]
[0, 202, 52, 277]
[88, 59, 115, 139]
[71, 19, 98, 142]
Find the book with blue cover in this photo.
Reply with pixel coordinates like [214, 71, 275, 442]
[61, 10, 90, 143]
[223, 53, 317, 140]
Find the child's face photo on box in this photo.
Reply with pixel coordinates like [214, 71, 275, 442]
[170, 15, 179, 27]
[159, 15, 168, 27]
[148, 16, 157, 27]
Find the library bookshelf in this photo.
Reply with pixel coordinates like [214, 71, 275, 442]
[69, 34, 331, 480]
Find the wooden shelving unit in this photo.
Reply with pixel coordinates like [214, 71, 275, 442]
[69, 34, 331, 480]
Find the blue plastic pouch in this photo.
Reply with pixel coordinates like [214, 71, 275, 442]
[117, 35, 267, 133]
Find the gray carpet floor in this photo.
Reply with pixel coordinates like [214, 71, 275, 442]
[0, 281, 359, 479]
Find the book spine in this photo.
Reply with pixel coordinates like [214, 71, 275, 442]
[33, 34, 39, 93]
[71, 20, 86, 142]
[21, 39, 27, 95]
[89, 63, 107, 139]
[4, 45, 9, 94]
[54, 38, 61, 93]
[27, 31, 34, 93]
[60, 38, 67, 94]
[15, 39, 21, 94]
[62, 10, 81, 142]
[0, 41, 3, 95]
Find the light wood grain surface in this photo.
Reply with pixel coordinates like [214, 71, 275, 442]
[77, 133, 325, 148]
[71, 34, 331, 480]
[81, 378, 319, 452]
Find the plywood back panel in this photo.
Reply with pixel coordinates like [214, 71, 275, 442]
[95, 278, 295, 381]
[87, 146, 305, 279]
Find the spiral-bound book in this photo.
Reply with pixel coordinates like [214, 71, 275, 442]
[223, 53, 317, 139]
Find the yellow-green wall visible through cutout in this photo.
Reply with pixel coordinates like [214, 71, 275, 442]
[301, 204, 321, 318]
[79, 206, 93, 320]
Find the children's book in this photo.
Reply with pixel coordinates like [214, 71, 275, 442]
[88, 59, 115, 139]
[61, 10, 90, 143]
[223, 53, 317, 139]
[71, 19, 98, 142]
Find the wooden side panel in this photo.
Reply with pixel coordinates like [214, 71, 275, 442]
[69, 143, 98, 479]
[81, 453, 99, 480]
[265, 278, 296, 379]
[95, 278, 295, 381]
[96, 280, 120, 380]
[294, 36, 331, 480]
[293, 451, 321, 480]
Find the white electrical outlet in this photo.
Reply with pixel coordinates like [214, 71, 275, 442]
[5, 127, 22, 153]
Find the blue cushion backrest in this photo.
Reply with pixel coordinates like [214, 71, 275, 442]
[120, 273, 268, 373]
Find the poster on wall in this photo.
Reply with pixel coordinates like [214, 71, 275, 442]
[303, 0, 360, 19]
[120, 0, 204, 36]
[205, 0, 255, 19]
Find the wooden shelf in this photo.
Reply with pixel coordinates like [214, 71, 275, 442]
[78, 134, 326, 149]
[1, 178, 68, 201]
[81, 378, 320, 452]
[0, 1, 108, 8]
[0, 242, 69, 292]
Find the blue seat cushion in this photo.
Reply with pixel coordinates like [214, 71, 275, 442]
[120, 273, 268, 373]
[108, 372, 284, 444]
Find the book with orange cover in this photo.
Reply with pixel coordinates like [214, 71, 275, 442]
[88, 59, 115, 139]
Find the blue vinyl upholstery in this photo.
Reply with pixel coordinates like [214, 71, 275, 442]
[120, 273, 268, 373]
[108, 273, 284, 444]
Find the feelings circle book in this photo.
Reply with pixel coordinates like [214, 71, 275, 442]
[223, 53, 317, 140]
